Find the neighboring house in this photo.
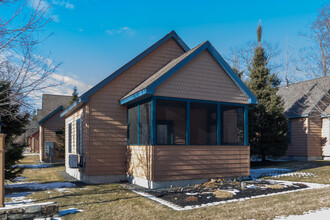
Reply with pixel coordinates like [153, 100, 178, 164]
[37, 94, 72, 162]
[277, 76, 330, 161]
[28, 130, 39, 153]
[61, 31, 257, 189]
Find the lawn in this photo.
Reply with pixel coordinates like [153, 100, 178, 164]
[5, 155, 330, 220]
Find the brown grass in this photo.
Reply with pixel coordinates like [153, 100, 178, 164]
[213, 190, 234, 199]
[5, 156, 330, 220]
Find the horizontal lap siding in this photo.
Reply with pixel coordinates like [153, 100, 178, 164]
[308, 113, 322, 157]
[42, 110, 65, 161]
[152, 145, 249, 181]
[87, 39, 185, 176]
[286, 118, 308, 156]
[155, 51, 248, 104]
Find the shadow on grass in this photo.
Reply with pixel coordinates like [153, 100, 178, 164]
[251, 160, 330, 172]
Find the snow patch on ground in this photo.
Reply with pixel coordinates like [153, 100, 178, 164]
[15, 164, 54, 169]
[250, 168, 292, 179]
[13, 177, 27, 181]
[59, 208, 83, 217]
[275, 207, 330, 219]
[5, 192, 32, 198]
[56, 188, 73, 193]
[5, 182, 76, 190]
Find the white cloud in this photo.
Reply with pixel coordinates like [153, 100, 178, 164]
[29, 73, 92, 109]
[105, 27, 136, 36]
[51, 0, 75, 9]
[29, 0, 50, 10]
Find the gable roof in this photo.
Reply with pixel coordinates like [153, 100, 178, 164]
[277, 76, 330, 118]
[60, 31, 190, 117]
[120, 41, 257, 105]
[38, 106, 65, 125]
[37, 94, 72, 121]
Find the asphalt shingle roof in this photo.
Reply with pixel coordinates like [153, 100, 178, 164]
[37, 94, 72, 121]
[277, 76, 330, 118]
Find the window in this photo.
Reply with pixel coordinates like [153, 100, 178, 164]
[221, 106, 244, 145]
[190, 102, 217, 145]
[128, 105, 138, 145]
[287, 120, 292, 144]
[68, 123, 72, 153]
[156, 100, 186, 145]
[76, 119, 82, 155]
[140, 102, 151, 145]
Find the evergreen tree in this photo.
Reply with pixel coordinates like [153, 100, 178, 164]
[248, 24, 288, 161]
[0, 82, 29, 180]
[70, 86, 78, 104]
[232, 67, 244, 79]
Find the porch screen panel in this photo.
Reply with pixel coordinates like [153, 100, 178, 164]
[190, 102, 217, 145]
[128, 105, 138, 145]
[221, 106, 244, 145]
[140, 102, 151, 145]
[156, 100, 186, 145]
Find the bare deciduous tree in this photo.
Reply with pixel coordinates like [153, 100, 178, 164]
[0, 0, 61, 118]
[298, 4, 330, 77]
[226, 40, 281, 80]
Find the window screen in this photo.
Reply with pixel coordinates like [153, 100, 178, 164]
[140, 102, 151, 145]
[156, 100, 186, 145]
[221, 106, 244, 145]
[190, 102, 217, 145]
[128, 105, 138, 145]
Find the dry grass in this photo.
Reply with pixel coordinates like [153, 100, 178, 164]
[19, 155, 39, 164]
[266, 184, 285, 189]
[5, 156, 330, 219]
[213, 190, 234, 199]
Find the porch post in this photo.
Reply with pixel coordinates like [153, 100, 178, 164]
[186, 101, 190, 145]
[217, 103, 221, 145]
[244, 106, 249, 146]
[151, 98, 156, 145]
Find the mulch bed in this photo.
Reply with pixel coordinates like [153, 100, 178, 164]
[141, 179, 308, 207]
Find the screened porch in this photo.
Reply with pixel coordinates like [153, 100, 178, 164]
[127, 97, 249, 146]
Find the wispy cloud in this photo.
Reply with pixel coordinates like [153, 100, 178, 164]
[51, 0, 75, 9]
[52, 14, 60, 23]
[30, 73, 92, 109]
[105, 27, 136, 36]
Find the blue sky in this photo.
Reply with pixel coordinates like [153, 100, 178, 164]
[4, 0, 329, 106]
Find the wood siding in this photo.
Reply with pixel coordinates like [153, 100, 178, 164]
[307, 112, 322, 156]
[86, 38, 185, 176]
[128, 145, 249, 181]
[40, 110, 65, 161]
[155, 51, 248, 104]
[286, 118, 308, 156]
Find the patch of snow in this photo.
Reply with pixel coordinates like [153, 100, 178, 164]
[224, 189, 239, 195]
[56, 188, 73, 193]
[186, 192, 198, 196]
[13, 177, 27, 181]
[14, 164, 54, 169]
[275, 207, 330, 219]
[1, 202, 55, 210]
[276, 172, 317, 178]
[22, 153, 39, 156]
[5, 192, 32, 198]
[59, 208, 83, 217]
[5, 182, 76, 190]
[250, 168, 292, 179]
[6, 198, 34, 205]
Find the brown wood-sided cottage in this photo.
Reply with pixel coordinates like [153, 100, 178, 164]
[37, 94, 72, 162]
[61, 31, 258, 189]
[277, 76, 330, 161]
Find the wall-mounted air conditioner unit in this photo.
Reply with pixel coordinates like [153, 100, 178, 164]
[69, 154, 80, 168]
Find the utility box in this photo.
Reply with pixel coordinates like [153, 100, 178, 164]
[45, 142, 55, 157]
[69, 154, 79, 168]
